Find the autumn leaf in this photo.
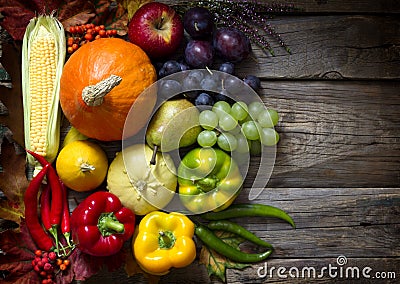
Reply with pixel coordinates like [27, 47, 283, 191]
[118, 0, 153, 20]
[0, 0, 62, 41]
[57, 0, 96, 30]
[59, 0, 130, 35]
[0, 219, 128, 283]
[0, 220, 41, 283]
[199, 231, 251, 282]
[61, 245, 127, 283]
[61, 11, 96, 30]
[0, 128, 28, 224]
[0, 0, 130, 40]
[91, 0, 129, 36]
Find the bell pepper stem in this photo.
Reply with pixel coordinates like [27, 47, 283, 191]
[104, 219, 124, 232]
[197, 176, 218, 192]
[98, 212, 125, 236]
[158, 231, 176, 249]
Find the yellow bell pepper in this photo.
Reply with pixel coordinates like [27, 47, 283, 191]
[133, 211, 196, 275]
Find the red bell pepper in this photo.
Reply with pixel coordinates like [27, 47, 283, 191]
[70, 191, 135, 256]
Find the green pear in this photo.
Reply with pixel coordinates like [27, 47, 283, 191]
[146, 99, 202, 153]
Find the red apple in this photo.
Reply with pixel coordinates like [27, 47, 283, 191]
[128, 2, 184, 59]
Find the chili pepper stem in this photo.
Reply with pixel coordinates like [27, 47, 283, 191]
[60, 242, 68, 257]
[48, 225, 61, 256]
[63, 232, 73, 247]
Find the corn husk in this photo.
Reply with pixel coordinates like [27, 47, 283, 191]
[22, 15, 65, 175]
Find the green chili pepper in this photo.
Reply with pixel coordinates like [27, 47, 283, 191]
[201, 203, 296, 228]
[195, 224, 273, 263]
[207, 220, 273, 249]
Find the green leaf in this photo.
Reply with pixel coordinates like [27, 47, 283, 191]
[199, 231, 252, 282]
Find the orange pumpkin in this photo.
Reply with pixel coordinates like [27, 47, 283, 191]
[60, 38, 157, 141]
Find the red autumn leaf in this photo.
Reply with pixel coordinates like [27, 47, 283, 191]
[0, 221, 40, 283]
[0, 0, 129, 40]
[0, 0, 128, 40]
[0, 139, 28, 201]
[54, 245, 126, 283]
[60, 11, 97, 31]
[0, 219, 127, 283]
[57, 0, 96, 30]
[0, 136, 28, 224]
[0, 0, 62, 41]
[92, 0, 129, 35]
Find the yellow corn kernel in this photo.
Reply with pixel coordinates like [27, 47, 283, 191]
[22, 15, 66, 175]
[28, 33, 56, 157]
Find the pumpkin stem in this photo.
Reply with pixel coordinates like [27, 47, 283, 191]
[82, 74, 122, 106]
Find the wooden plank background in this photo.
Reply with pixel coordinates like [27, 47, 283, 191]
[81, 0, 399, 283]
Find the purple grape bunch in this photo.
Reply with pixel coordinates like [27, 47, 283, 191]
[173, 0, 296, 55]
[155, 2, 270, 106]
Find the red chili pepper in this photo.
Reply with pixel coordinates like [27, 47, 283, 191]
[60, 180, 72, 247]
[26, 150, 64, 227]
[40, 183, 51, 231]
[26, 150, 64, 253]
[70, 191, 135, 256]
[24, 164, 54, 251]
[47, 168, 63, 227]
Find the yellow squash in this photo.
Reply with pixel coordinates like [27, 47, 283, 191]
[56, 140, 108, 192]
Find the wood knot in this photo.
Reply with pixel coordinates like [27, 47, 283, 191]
[321, 71, 344, 79]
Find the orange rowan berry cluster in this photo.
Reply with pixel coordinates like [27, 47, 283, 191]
[32, 250, 71, 284]
[66, 23, 118, 54]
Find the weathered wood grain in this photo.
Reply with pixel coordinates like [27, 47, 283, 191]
[0, 43, 24, 146]
[82, 186, 399, 284]
[236, 15, 400, 79]
[0, 2, 397, 284]
[235, 187, 400, 229]
[81, 257, 400, 284]
[225, 188, 400, 259]
[165, 0, 400, 14]
[268, 0, 400, 13]
[164, 1, 400, 79]
[64, 80, 399, 190]
[242, 80, 400, 188]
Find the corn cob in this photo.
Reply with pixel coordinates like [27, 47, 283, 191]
[22, 15, 66, 176]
